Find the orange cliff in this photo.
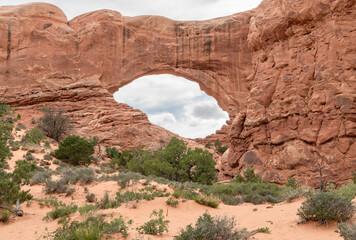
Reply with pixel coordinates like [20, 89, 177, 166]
[0, 0, 355, 186]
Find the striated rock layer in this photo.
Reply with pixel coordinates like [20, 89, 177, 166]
[0, 0, 355, 185]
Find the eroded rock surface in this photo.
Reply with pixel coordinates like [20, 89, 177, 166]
[0, 0, 355, 185]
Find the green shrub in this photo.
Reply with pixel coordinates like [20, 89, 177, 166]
[173, 188, 199, 200]
[9, 140, 21, 151]
[280, 187, 304, 202]
[214, 139, 228, 154]
[52, 159, 60, 165]
[24, 152, 35, 161]
[338, 223, 356, 240]
[60, 167, 96, 185]
[176, 212, 246, 240]
[217, 146, 228, 154]
[44, 179, 70, 195]
[30, 170, 52, 185]
[0, 210, 12, 223]
[16, 122, 26, 130]
[43, 201, 78, 221]
[105, 146, 120, 159]
[205, 142, 212, 149]
[297, 191, 356, 224]
[116, 188, 169, 205]
[257, 227, 270, 233]
[78, 204, 98, 216]
[336, 184, 356, 200]
[352, 171, 356, 184]
[137, 209, 169, 235]
[194, 195, 220, 208]
[86, 193, 96, 203]
[37, 108, 70, 142]
[200, 181, 285, 205]
[96, 193, 119, 209]
[12, 160, 37, 185]
[166, 197, 179, 207]
[219, 194, 241, 205]
[242, 167, 262, 183]
[22, 128, 45, 144]
[43, 154, 53, 160]
[54, 135, 95, 166]
[117, 171, 142, 188]
[286, 176, 300, 189]
[49, 215, 128, 239]
[214, 139, 222, 149]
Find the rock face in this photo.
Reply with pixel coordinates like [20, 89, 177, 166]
[0, 0, 355, 185]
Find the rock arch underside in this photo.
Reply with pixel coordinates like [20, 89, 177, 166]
[0, 0, 355, 186]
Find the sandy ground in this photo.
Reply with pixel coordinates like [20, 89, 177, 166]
[1, 117, 355, 240]
[1, 179, 354, 240]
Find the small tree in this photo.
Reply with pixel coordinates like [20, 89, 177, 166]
[0, 104, 15, 168]
[38, 108, 70, 142]
[54, 135, 95, 166]
[0, 168, 33, 206]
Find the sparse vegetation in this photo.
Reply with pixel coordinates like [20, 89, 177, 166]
[117, 171, 142, 188]
[43, 201, 78, 222]
[176, 212, 247, 240]
[78, 204, 98, 216]
[336, 184, 356, 200]
[37, 108, 70, 142]
[96, 193, 119, 209]
[194, 194, 220, 208]
[137, 209, 169, 235]
[43, 154, 53, 160]
[286, 176, 300, 189]
[58, 167, 96, 185]
[16, 122, 26, 130]
[12, 160, 37, 185]
[0, 210, 12, 223]
[297, 191, 356, 224]
[116, 188, 170, 205]
[338, 223, 356, 240]
[166, 197, 179, 207]
[214, 139, 228, 154]
[22, 128, 45, 145]
[86, 193, 96, 203]
[30, 170, 52, 185]
[48, 215, 129, 239]
[44, 179, 71, 195]
[352, 171, 356, 184]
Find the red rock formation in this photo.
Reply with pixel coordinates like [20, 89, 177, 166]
[0, 0, 355, 185]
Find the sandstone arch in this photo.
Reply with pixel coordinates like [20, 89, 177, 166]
[68, 11, 253, 117]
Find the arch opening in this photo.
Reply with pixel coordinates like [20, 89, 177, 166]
[114, 74, 229, 139]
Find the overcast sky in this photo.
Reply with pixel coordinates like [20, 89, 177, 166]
[1, 0, 263, 138]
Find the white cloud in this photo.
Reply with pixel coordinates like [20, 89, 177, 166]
[148, 112, 177, 128]
[114, 75, 205, 111]
[115, 74, 229, 138]
[1, 0, 263, 20]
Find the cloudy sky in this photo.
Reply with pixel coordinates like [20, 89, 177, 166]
[1, 0, 263, 138]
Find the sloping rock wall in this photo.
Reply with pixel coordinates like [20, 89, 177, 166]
[0, 0, 355, 185]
